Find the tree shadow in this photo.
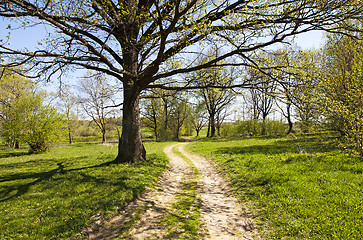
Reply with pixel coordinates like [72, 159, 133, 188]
[0, 151, 31, 159]
[0, 158, 115, 202]
[215, 135, 338, 156]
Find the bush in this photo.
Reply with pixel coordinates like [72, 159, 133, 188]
[1, 93, 64, 153]
[221, 119, 286, 137]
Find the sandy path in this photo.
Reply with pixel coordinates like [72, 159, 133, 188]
[127, 143, 195, 239]
[178, 144, 258, 239]
[82, 143, 258, 239]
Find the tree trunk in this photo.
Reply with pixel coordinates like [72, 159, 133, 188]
[176, 117, 180, 140]
[102, 129, 106, 144]
[286, 103, 293, 134]
[15, 141, 20, 149]
[196, 129, 200, 137]
[210, 112, 216, 137]
[262, 118, 266, 136]
[68, 127, 72, 144]
[262, 113, 267, 136]
[115, 85, 146, 163]
[152, 106, 158, 141]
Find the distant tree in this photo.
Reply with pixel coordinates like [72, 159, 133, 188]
[191, 52, 236, 137]
[142, 90, 190, 140]
[59, 84, 78, 144]
[244, 88, 261, 120]
[291, 50, 322, 132]
[142, 98, 161, 141]
[142, 89, 174, 141]
[270, 48, 321, 133]
[271, 48, 297, 134]
[245, 60, 277, 135]
[191, 103, 207, 137]
[78, 72, 117, 143]
[171, 94, 190, 140]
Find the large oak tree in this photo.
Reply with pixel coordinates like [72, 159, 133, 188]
[0, 0, 362, 163]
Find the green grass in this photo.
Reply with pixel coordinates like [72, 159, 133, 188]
[0, 142, 171, 239]
[187, 134, 363, 239]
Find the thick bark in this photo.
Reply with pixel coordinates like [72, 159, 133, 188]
[115, 85, 146, 163]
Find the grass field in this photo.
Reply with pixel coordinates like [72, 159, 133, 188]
[0, 142, 171, 239]
[187, 133, 363, 239]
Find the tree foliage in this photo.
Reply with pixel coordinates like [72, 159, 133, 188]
[0, 71, 64, 152]
[321, 34, 363, 154]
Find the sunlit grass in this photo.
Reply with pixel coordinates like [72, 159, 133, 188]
[0, 142, 171, 239]
[188, 134, 363, 239]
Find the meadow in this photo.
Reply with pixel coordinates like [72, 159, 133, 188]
[1, 133, 363, 239]
[187, 133, 363, 239]
[0, 141, 171, 239]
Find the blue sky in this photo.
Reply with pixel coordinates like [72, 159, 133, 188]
[294, 30, 324, 49]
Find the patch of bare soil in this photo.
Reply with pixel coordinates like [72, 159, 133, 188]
[79, 143, 259, 239]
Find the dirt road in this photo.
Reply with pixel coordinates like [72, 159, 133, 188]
[84, 143, 259, 239]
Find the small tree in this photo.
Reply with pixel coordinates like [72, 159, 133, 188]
[78, 72, 118, 143]
[245, 61, 277, 135]
[59, 84, 78, 144]
[192, 52, 236, 137]
[191, 103, 207, 137]
[1, 91, 64, 153]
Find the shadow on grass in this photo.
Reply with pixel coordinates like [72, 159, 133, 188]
[0, 158, 115, 202]
[0, 151, 31, 159]
[215, 135, 339, 156]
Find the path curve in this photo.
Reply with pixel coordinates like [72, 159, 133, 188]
[82, 143, 259, 239]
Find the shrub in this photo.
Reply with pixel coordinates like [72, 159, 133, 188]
[221, 119, 286, 137]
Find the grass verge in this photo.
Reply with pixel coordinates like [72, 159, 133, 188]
[0, 142, 171, 239]
[187, 134, 363, 239]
